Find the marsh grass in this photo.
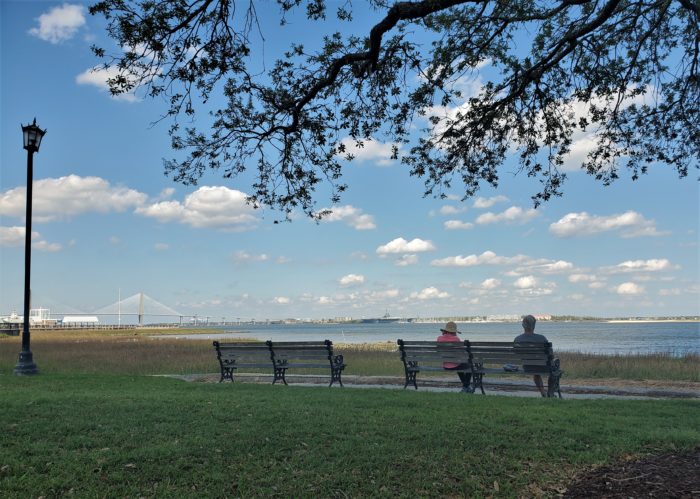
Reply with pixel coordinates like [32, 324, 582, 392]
[336, 344, 700, 382]
[1, 374, 698, 498]
[0, 330, 697, 381]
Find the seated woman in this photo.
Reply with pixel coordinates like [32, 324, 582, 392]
[437, 321, 472, 393]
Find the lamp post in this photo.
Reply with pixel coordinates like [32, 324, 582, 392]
[14, 118, 46, 376]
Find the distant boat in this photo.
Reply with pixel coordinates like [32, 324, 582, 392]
[1, 311, 22, 325]
[361, 311, 401, 324]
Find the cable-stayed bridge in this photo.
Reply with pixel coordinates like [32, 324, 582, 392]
[4, 293, 224, 326]
[93, 293, 183, 325]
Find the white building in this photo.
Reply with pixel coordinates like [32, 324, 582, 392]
[61, 316, 99, 326]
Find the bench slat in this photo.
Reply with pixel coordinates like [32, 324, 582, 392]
[472, 357, 549, 365]
[477, 367, 551, 374]
[215, 339, 345, 387]
[396, 338, 562, 397]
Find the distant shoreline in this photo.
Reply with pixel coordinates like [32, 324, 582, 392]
[605, 320, 699, 324]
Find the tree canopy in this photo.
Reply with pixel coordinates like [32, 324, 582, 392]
[89, 0, 699, 219]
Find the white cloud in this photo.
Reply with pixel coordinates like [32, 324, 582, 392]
[154, 243, 169, 251]
[369, 289, 400, 300]
[320, 205, 376, 230]
[562, 134, 598, 172]
[430, 250, 526, 267]
[157, 188, 176, 200]
[473, 195, 509, 209]
[337, 138, 398, 166]
[609, 259, 675, 273]
[532, 260, 574, 274]
[76, 66, 140, 102]
[409, 287, 450, 300]
[395, 254, 419, 266]
[29, 3, 85, 44]
[569, 273, 597, 283]
[0, 226, 61, 251]
[0, 226, 26, 247]
[616, 282, 645, 295]
[514, 276, 537, 289]
[659, 288, 681, 296]
[231, 251, 268, 264]
[376, 237, 435, 255]
[339, 274, 365, 287]
[512, 276, 556, 296]
[32, 240, 62, 252]
[0, 175, 147, 222]
[475, 206, 538, 225]
[560, 92, 653, 171]
[444, 220, 474, 230]
[589, 281, 606, 289]
[549, 211, 666, 238]
[439, 205, 466, 215]
[317, 296, 333, 305]
[273, 296, 291, 304]
[137, 186, 259, 231]
[481, 278, 501, 290]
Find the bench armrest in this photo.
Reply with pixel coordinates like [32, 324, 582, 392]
[332, 354, 345, 368]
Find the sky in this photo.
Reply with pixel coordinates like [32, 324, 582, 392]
[1, 1, 698, 322]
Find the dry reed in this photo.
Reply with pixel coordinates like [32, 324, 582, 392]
[0, 331, 697, 381]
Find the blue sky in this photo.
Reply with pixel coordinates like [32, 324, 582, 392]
[1, 1, 698, 322]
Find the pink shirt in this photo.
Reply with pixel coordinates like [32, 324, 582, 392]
[437, 332, 460, 368]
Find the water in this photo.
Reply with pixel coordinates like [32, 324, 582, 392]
[158, 321, 699, 356]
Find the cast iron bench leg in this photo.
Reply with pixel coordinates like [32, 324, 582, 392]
[221, 366, 235, 383]
[273, 366, 288, 385]
[329, 368, 343, 387]
[547, 373, 562, 398]
[403, 369, 418, 390]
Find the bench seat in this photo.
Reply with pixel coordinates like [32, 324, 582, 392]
[397, 339, 472, 389]
[213, 340, 345, 387]
[397, 339, 563, 397]
[213, 341, 273, 382]
[268, 341, 345, 387]
[469, 341, 563, 398]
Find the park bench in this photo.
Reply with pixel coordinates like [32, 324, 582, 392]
[269, 340, 345, 387]
[397, 339, 473, 390]
[213, 341, 274, 383]
[469, 341, 563, 398]
[213, 340, 345, 387]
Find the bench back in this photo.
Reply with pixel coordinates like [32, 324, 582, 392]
[268, 340, 335, 367]
[213, 341, 274, 368]
[397, 339, 471, 368]
[468, 341, 555, 370]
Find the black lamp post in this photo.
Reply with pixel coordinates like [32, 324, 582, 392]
[14, 118, 46, 376]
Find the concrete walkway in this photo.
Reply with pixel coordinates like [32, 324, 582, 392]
[174, 373, 700, 400]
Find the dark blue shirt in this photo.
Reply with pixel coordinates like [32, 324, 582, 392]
[514, 332, 548, 343]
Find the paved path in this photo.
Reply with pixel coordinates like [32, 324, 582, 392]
[172, 373, 699, 400]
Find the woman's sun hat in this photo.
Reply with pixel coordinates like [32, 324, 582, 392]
[440, 321, 460, 334]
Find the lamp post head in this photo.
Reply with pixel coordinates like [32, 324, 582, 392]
[22, 118, 47, 152]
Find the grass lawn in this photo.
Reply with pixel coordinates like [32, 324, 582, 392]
[1, 373, 699, 498]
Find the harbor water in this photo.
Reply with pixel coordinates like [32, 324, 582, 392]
[159, 321, 699, 356]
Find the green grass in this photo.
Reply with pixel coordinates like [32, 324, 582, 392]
[1, 374, 698, 498]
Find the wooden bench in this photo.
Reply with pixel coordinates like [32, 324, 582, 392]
[213, 340, 345, 387]
[469, 341, 563, 398]
[397, 339, 473, 390]
[269, 340, 345, 387]
[213, 341, 274, 383]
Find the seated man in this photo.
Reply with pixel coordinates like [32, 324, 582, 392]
[437, 321, 472, 393]
[514, 315, 548, 396]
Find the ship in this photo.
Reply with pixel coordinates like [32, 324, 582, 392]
[360, 311, 402, 324]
